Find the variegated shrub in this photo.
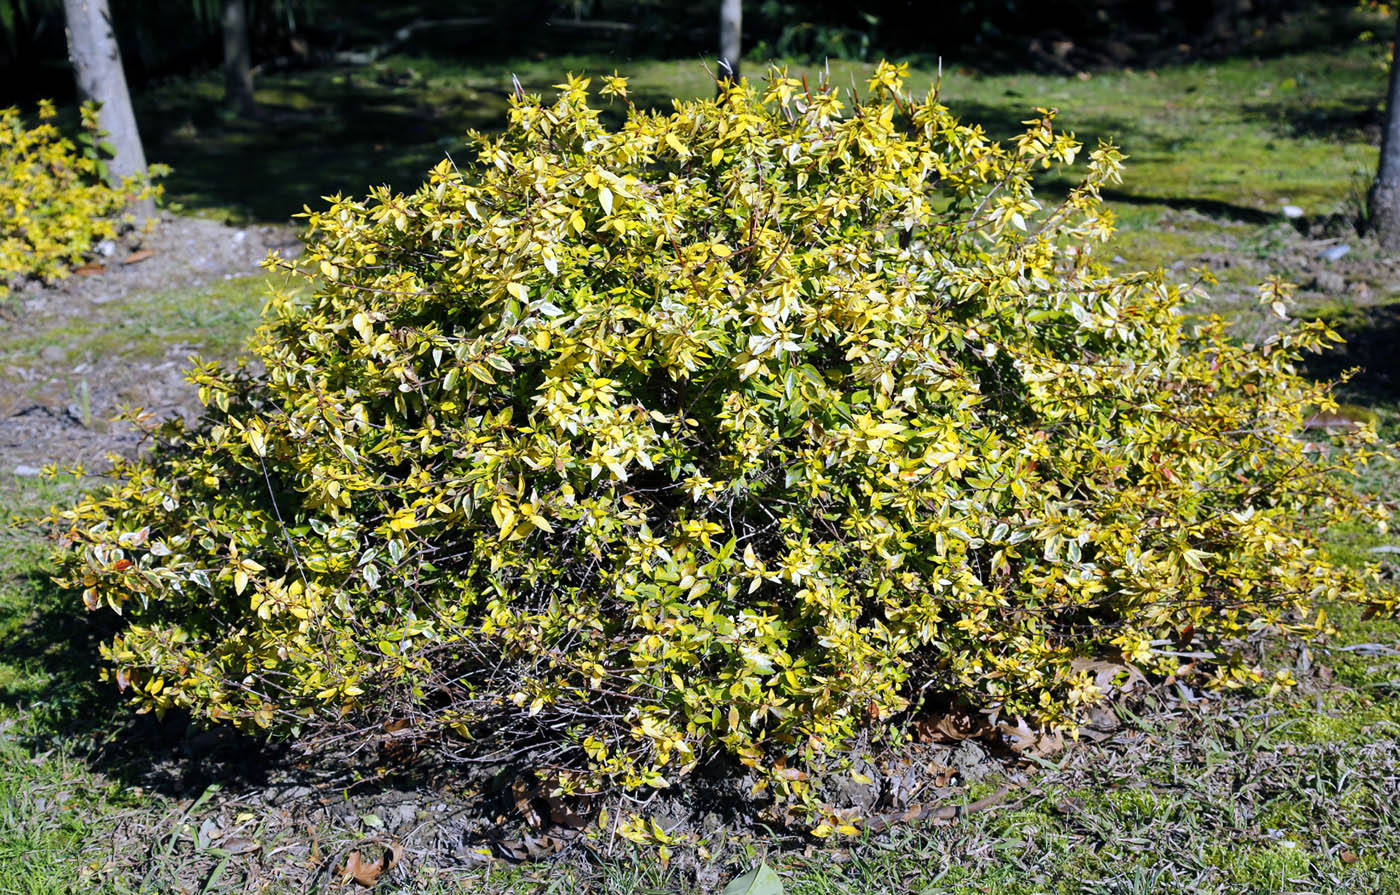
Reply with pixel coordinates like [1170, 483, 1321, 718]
[49, 63, 1393, 819]
[0, 101, 160, 296]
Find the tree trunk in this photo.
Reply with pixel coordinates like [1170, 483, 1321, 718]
[222, 0, 256, 113]
[62, 0, 153, 217]
[1370, 10, 1400, 249]
[719, 0, 742, 84]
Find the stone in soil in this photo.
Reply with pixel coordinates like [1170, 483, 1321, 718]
[1311, 270, 1346, 294]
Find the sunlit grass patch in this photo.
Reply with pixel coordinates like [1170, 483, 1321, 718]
[0, 271, 274, 372]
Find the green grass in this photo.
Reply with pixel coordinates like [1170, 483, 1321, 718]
[0, 272, 275, 371]
[2, 475, 92, 719]
[4, 27, 1400, 894]
[0, 271, 277, 428]
[136, 41, 1390, 230]
[0, 476, 131, 895]
[0, 702, 184, 895]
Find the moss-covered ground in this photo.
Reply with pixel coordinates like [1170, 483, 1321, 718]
[5, 17, 1400, 891]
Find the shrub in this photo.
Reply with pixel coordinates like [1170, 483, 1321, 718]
[0, 100, 161, 297]
[48, 63, 1394, 821]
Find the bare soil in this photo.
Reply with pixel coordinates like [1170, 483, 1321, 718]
[0, 215, 299, 477]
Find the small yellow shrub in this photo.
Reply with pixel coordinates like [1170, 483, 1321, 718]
[47, 63, 1396, 822]
[0, 100, 162, 297]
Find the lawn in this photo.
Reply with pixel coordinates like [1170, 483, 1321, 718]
[4, 24, 1400, 893]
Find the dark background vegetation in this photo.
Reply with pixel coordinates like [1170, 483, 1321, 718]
[0, 0, 1375, 106]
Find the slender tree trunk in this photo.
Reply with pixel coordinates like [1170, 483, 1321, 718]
[222, 0, 256, 113]
[62, 0, 153, 216]
[719, 0, 742, 84]
[1370, 10, 1400, 249]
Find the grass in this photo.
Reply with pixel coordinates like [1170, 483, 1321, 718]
[138, 37, 1389, 230]
[0, 475, 128, 895]
[0, 271, 276, 433]
[0, 272, 273, 371]
[4, 20, 1400, 893]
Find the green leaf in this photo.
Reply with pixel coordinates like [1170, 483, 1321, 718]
[467, 362, 496, 384]
[716, 535, 737, 561]
[722, 862, 783, 895]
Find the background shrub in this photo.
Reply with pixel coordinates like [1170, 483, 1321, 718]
[48, 63, 1394, 821]
[0, 100, 160, 297]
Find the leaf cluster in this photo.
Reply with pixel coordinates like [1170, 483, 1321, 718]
[0, 100, 162, 297]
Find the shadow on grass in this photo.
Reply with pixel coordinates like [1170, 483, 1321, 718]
[1302, 298, 1400, 405]
[1097, 188, 1284, 225]
[0, 562, 299, 799]
[1244, 96, 1383, 144]
[137, 66, 512, 222]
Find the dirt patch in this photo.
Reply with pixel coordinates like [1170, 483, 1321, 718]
[0, 215, 299, 477]
[67, 634, 1384, 894]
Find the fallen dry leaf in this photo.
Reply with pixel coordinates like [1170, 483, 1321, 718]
[511, 779, 544, 828]
[545, 792, 592, 829]
[493, 838, 529, 862]
[1340, 850, 1360, 864]
[380, 719, 421, 764]
[73, 263, 106, 276]
[928, 763, 955, 787]
[122, 248, 156, 265]
[1085, 702, 1120, 733]
[913, 709, 993, 743]
[1069, 656, 1146, 695]
[338, 843, 403, 887]
[219, 837, 260, 855]
[523, 833, 567, 859]
[995, 716, 1065, 757]
[862, 785, 1015, 833]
